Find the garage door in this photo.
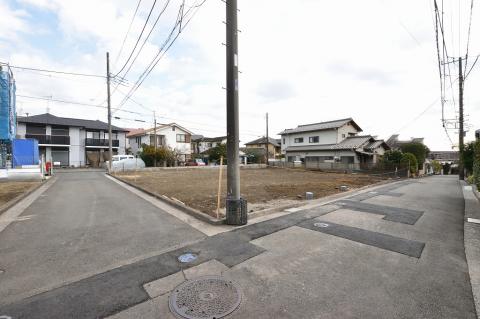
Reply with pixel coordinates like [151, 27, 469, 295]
[52, 150, 69, 166]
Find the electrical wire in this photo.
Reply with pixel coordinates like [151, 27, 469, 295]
[113, 0, 158, 77]
[465, 0, 474, 74]
[0, 62, 105, 78]
[116, 0, 172, 80]
[113, 0, 143, 67]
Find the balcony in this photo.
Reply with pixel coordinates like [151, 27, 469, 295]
[25, 134, 70, 145]
[85, 138, 119, 147]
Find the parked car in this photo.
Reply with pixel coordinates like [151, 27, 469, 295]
[186, 159, 206, 166]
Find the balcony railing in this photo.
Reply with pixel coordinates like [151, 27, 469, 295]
[25, 134, 70, 145]
[85, 138, 119, 147]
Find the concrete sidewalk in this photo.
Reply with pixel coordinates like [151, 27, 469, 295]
[0, 175, 475, 319]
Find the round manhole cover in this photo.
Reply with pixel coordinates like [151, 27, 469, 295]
[314, 222, 329, 228]
[169, 276, 242, 319]
[178, 253, 198, 263]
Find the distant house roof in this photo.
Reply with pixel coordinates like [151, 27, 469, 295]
[127, 123, 193, 137]
[386, 135, 424, 149]
[428, 151, 459, 161]
[126, 128, 145, 137]
[279, 118, 362, 135]
[245, 136, 280, 147]
[191, 134, 204, 141]
[17, 113, 128, 132]
[285, 135, 389, 152]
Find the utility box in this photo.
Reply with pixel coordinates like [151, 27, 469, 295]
[12, 139, 39, 167]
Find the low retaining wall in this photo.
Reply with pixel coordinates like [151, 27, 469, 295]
[140, 164, 266, 172]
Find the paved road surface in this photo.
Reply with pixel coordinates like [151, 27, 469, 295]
[0, 174, 475, 319]
[0, 171, 205, 306]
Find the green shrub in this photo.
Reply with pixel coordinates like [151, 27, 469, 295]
[401, 152, 418, 175]
[473, 141, 480, 188]
[139, 144, 177, 167]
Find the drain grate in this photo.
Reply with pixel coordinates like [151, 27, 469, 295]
[169, 276, 242, 319]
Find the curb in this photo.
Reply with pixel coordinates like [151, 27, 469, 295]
[108, 174, 225, 225]
[462, 181, 480, 319]
[0, 177, 54, 216]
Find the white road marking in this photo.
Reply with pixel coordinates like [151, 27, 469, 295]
[284, 207, 302, 213]
[467, 218, 480, 224]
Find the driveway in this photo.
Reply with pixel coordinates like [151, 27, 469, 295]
[0, 171, 206, 306]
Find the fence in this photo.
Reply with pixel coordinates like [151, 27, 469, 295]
[270, 160, 409, 178]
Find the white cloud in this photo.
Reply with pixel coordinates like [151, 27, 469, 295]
[1, 0, 479, 150]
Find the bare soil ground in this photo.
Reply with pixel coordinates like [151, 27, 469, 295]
[0, 181, 41, 208]
[115, 167, 384, 218]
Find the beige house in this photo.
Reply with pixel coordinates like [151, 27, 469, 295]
[244, 137, 281, 160]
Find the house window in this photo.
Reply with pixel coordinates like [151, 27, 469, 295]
[176, 134, 186, 143]
[342, 134, 346, 138]
[136, 137, 141, 147]
[172, 126, 176, 131]
[309, 136, 319, 143]
[207, 142, 212, 147]
[294, 137, 304, 143]
[282, 138, 285, 144]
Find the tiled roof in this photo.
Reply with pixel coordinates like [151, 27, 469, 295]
[279, 118, 362, 135]
[17, 113, 128, 131]
[194, 136, 227, 142]
[245, 136, 280, 147]
[285, 135, 389, 152]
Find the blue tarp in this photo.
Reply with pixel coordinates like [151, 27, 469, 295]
[12, 139, 39, 167]
[0, 69, 16, 141]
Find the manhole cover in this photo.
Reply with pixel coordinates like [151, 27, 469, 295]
[169, 276, 242, 319]
[178, 253, 198, 263]
[314, 222, 329, 228]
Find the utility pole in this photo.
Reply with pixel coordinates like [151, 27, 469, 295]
[154, 111, 157, 167]
[458, 57, 465, 180]
[265, 112, 269, 165]
[106, 52, 113, 173]
[225, 0, 246, 225]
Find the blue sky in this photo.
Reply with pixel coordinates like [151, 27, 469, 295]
[0, 0, 479, 150]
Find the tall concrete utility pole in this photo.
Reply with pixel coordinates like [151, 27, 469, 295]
[106, 52, 113, 172]
[265, 112, 269, 164]
[458, 57, 465, 181]
[225, 0, 246, 225]
[154, 111, 157, 167]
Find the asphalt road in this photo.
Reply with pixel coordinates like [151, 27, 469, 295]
[0, 171, 206, 306]
[0, 174, 475, 319]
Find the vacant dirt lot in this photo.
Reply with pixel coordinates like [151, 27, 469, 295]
[115, 167, 384, 218]
[0, 181, 41, 208]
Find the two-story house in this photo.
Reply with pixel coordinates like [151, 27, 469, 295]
[127, 123, 193, 162]
[16, 113, 127, 167]
[191, 136, 227, 154]
[279, 118, 389, 164]
[244, 137, 281, 159]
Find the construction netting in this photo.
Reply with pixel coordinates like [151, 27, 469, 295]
[0, 67, 16, 141]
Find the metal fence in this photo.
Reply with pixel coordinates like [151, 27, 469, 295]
[270, 160, 409, 178]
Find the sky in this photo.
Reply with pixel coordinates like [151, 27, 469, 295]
[0, 0, 479, 150]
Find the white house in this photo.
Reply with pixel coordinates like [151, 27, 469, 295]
[127, 123, 193, 162]
[191, 136, 227, 154]
[17, 113, 127, 167]
[279, 118, 389, 164]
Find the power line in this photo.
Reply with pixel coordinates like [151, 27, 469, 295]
[113, 0, 158, 77]
[0, 62, 105, 78]
[16, 94, 146, 116]
[113, 0, 143, 67]
[117, 0, 206, 108]
[117, 0, 172, 80]
[465, 0, 474, 74]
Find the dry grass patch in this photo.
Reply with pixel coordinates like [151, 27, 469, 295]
[0, 181, 41, 207]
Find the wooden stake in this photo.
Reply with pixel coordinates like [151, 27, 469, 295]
[216, 156, 224, 219]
